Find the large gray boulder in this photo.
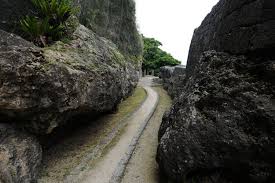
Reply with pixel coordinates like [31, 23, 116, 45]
[157, 0, 275, 182]
[0, 124, 42, 183]
[159, 66, 175, 88]
[0, 25, 139, 135]
[0, 0, 142, 182]
[159, 65, 186, 98]
[186, 0, 275, 78]
[158, 51, 275, 182]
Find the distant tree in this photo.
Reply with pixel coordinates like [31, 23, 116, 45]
[142, 36, 180, 75]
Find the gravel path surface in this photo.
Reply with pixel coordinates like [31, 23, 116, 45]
[121, 87, 172, 183]
[38, 87, 147, 183]
[81, 76, 159, 183]
[38, 76, 170, 183]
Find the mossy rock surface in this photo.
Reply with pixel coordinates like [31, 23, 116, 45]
[0, 25, 139, 135]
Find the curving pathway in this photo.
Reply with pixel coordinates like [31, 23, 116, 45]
[79, 76, 159, 183]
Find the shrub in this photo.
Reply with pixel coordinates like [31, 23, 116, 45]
[20, 0, 77, 47]
[142, 35, 181, 75]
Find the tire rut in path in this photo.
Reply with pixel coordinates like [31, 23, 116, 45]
[38, 87, 147, 183]
[79, 77, 159, 183]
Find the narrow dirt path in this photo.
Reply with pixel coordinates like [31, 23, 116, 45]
[38, 76, 166, 183]
[80, 76, 159, 183]
[38, 87, 147, 183]
[121, 86, 172, 183]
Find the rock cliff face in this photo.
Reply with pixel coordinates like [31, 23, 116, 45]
[77, 0, 142, 57]
[0, 0, 33, 34]
[159, 65, 186, 98]
[157, 0, 275, 182]
[0, 0, 142, 59]
[186, 0, 275, 78]
[0, 0, 142, 181]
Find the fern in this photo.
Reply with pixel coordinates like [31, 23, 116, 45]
[20, 16, 41, 39]
[20, 0, 77, 47]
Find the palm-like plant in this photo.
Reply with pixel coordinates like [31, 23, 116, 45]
[31, 0, 73, 24]
[20, 16, 42, 39]
[20, 0, 76, 47]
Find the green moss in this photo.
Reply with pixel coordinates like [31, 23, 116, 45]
[61, 37, 72, 44]
[65, 15, 80, 36]
[111, 49, 127, 66]
[39, 56, 57, 71]
[127, 55, 142, 68]
[44, 41, 67, 52]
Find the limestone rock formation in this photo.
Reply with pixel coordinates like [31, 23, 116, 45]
[0, 124, 42, 183]
[186, 0, 275, 78]
[0, 0, 33, 34]
[0, 0, 142, 182]
[159, 65, 186, 98]
[157, 0, 275, 182]
[0, 25, 139, 135]
[77, 0, 142, 57]
[0, 0, 142, 58]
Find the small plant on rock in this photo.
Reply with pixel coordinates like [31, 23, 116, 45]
[20, 0, 77, 47]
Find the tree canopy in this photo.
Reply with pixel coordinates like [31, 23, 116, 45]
[142, 36, 181, 74]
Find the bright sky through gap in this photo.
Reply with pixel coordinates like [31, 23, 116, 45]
[135, 0, 219, 65]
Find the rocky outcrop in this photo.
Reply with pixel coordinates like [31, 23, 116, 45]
[159, 65, 186, 98]
[0, 25, 138, 135]
[0, 0, 141, 182]
[0, 0, 142, 58]
[77, 0, 142, 57]
[157, 0, 275, 182]
[0, 124, 42, 183]
[158, 51, 275, 182]
[186, 0, 275, 78]
[0, 0, 33, 34]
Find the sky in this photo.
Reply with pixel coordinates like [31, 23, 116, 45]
[135, 0, 219, 65]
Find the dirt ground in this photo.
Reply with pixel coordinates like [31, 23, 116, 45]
[38, 77, 172, 183]
[38, 87, 147, 183]
[121, 86, 172, 183]
[81, 77, 159, 183]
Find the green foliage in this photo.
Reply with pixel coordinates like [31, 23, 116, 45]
[20, 16, 42, 40]
[20, 0, 77, 47]
[142, 36, 181, 75]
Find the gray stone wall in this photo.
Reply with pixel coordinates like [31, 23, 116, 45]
[186, 0, 275, 78]
[0, 0, 142, 59]
[159, 65, 186, 98]
[157, 0, 275, 182]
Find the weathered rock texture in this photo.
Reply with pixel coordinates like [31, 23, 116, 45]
[0, 25, 138, 135]
[157, 0, 275, 182]
[186, 0, 275, 78]
[77, 0, 142, 57]
[0, 0, 142, 58]
[0, 0, 141, 182]
[159, 65, 186, 98]
[0, 124, 42, 183]
[0, 0, 33, 34]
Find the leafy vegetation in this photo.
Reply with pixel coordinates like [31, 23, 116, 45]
[20, 0, 77, 47]
[142, 36, 181, 75]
